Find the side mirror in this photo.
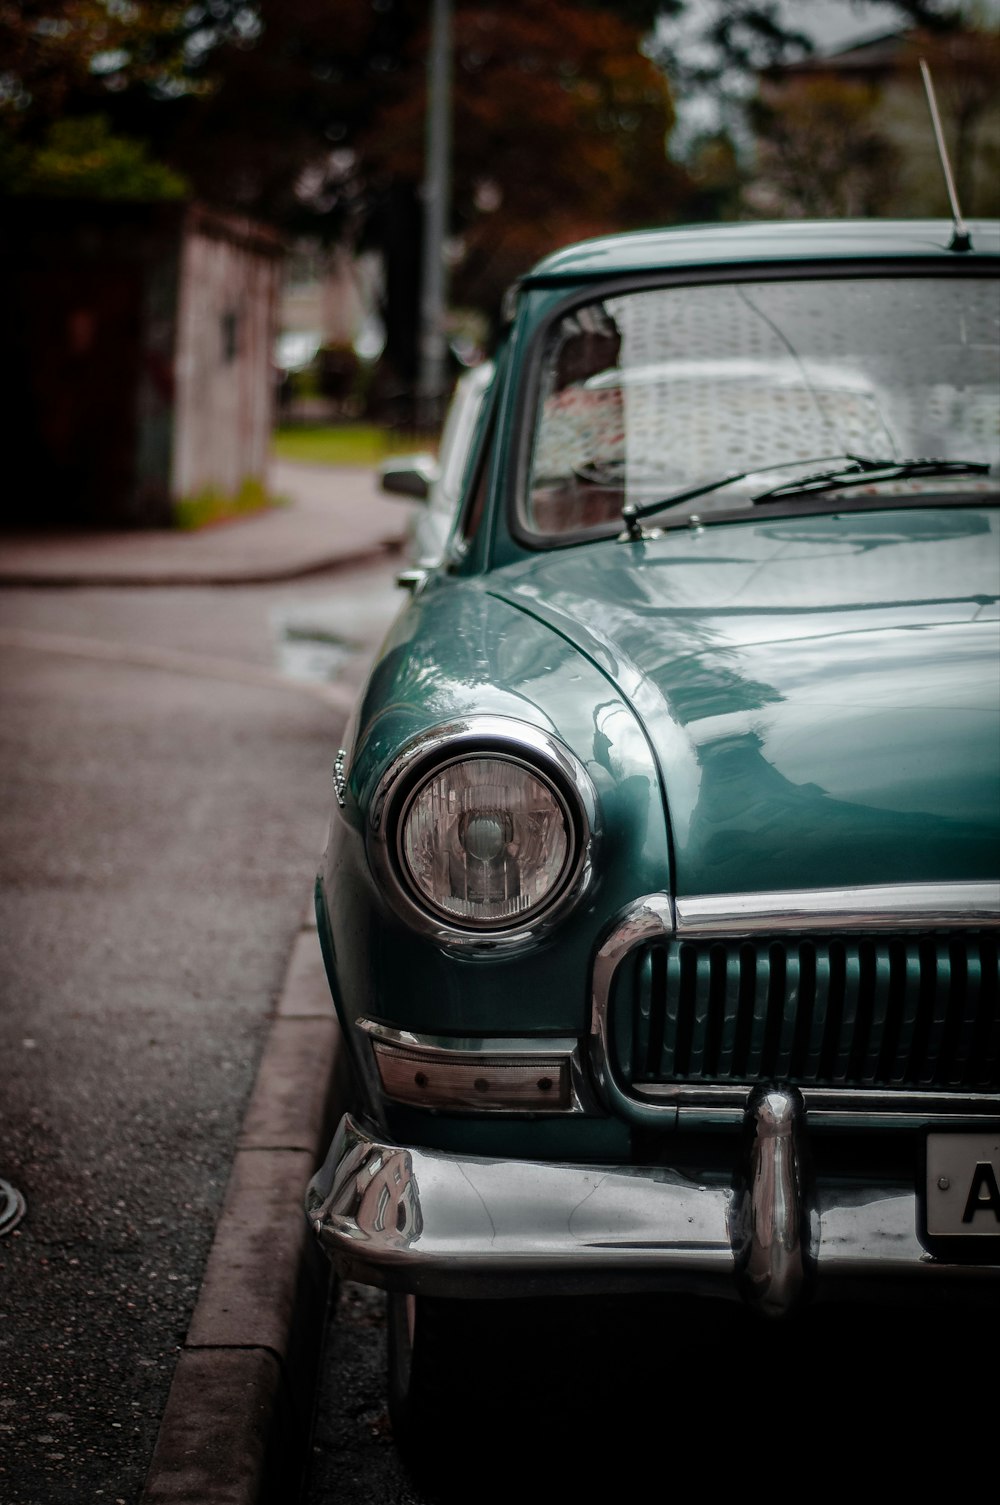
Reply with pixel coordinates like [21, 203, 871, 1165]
[396, 568, 428, 594]
[379, 453, 438, 502]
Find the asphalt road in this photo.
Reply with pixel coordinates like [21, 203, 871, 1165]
[4, 562, 990, 1505]
[0, 565, 400, 1504]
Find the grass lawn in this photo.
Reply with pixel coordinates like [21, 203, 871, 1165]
[272, 424, 437, 467]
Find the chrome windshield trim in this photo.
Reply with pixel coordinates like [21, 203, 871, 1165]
[675, 882, 1000, 936]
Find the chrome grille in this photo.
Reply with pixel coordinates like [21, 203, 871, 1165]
[610, 933, 999, 1094]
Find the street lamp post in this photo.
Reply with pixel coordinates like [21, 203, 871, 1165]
[417, 0, 453, 429]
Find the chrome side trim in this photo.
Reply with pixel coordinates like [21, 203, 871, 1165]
[367, 716, 600, 954]
[306, 1113, 1000, 1303]
[357, 1019, 594, 1114]
[676, 881, 1000, 936]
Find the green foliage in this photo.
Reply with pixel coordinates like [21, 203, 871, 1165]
[173, 475, 279, 530]
[272, 425, 437, 467]
[0, 1, 218, 132]
[5, 115, 187, 199]
[358, 1, 688, 321]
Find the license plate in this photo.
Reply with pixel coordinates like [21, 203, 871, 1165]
[924, 1132, 1000, 1242]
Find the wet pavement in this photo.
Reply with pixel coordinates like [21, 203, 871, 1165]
[0, 471, 412, 1504]
[0, 461, 411, 588]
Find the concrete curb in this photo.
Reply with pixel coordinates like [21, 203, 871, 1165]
[0, 539, 403, 590]
[140, 906, 349, 1505]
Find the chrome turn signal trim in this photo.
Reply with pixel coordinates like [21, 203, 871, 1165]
[359, 1020, 589, 1114]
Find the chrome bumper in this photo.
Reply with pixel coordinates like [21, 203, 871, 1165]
[306, 1096, 999, 1317]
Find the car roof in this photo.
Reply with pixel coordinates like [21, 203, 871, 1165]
[519, 219, 1000, 285]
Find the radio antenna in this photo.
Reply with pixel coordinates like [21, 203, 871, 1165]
[919, 57, 971, 252]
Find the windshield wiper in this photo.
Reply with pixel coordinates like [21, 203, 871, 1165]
[620, 453, 993, 538]
[751, 456, 991, 504]
[621, 453, 883, 536]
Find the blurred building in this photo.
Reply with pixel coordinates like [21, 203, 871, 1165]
[0, 201, 282, 529]
[747, 27, 1000, 220]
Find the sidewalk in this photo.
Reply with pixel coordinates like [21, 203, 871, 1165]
[0, 460, 412, 587]
[141, 901, 350, 1505]
[1, 458, 408, 1503]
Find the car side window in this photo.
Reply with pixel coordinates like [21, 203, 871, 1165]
[452, 410, 495, 555]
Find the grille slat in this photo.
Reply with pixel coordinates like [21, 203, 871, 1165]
[859, 947, 892, 1084]
[831, 943, 860, 1081]
[717, 949, 743, 1077]
[892, 945, 923, 1086]
[748, 949, 771, 1078]
[613, 931, 999, 1095]
[774, 945, 799, 1079]
[965, 947, 984, 1084]
[663, 946, 683, 1078]
[633, 948, 654, 1086]
[689, 949, 713, 1077]
[977, 942, 1000, 1082]
[802, 946, 830, 1081]
[930, 941, 954, 1084]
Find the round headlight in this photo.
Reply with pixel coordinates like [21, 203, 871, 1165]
[398, 754, 575, 929]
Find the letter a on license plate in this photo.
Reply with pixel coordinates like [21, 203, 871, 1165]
[922, 1132, 1000, 1257]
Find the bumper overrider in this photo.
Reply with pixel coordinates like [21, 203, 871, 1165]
[306, 886, 1000, 1316]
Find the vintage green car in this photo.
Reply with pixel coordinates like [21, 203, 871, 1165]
[307, 219, 999, 1444]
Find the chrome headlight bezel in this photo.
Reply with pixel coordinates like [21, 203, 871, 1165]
[367, 717, 600, 951]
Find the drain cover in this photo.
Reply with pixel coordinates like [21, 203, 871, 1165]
[0, 1178, 26, 1236]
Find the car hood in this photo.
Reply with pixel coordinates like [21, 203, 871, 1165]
[489, 507, 1000, 896]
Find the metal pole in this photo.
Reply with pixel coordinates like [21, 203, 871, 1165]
[417, 0, 453, 428]
[919, 58, 970, 251]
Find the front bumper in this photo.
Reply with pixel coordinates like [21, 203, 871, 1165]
[306, 1094, 1000, 1317]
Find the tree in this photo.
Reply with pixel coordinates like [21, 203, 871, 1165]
[0, 2, 238, 198]
[649, 0, 966, 163]
[2, 2, 969, 406]
[110, 1, 687, 399]
[2, 113, 187, 198]
[907, 22, 1000, 212]
[741, 14, 1000, 221]
[357, 2, 688, 380]
[747, 76, 901, 217]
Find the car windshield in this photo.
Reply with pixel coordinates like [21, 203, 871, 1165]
[521, 275, 1000, 537]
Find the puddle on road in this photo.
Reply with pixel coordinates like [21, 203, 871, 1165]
[271, 578, 403, 688]
[276, 627, 355, 685]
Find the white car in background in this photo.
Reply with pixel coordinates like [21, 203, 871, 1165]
[378, 361, 495, 570]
